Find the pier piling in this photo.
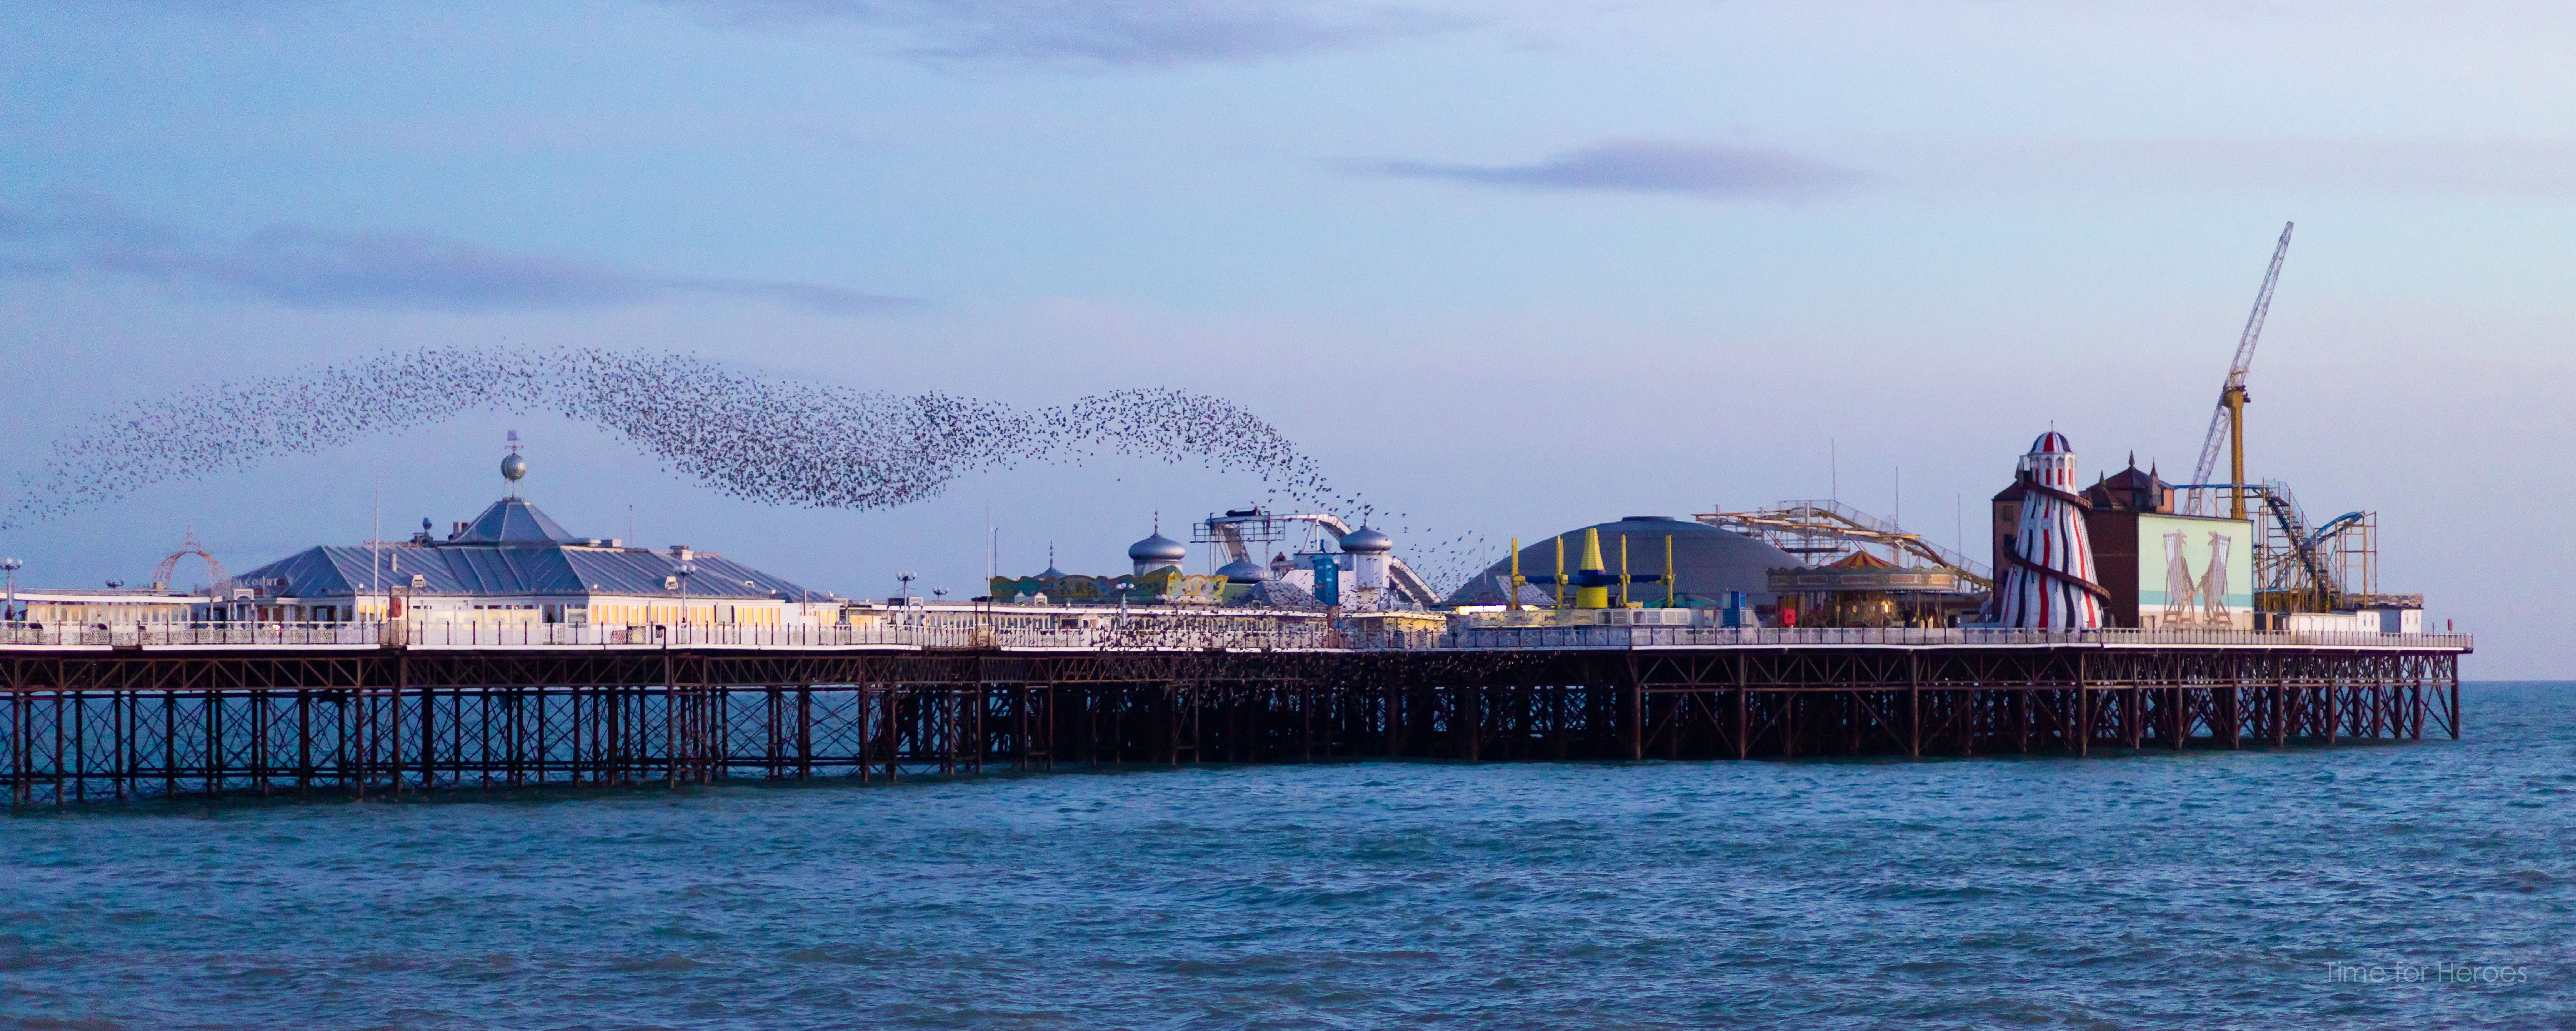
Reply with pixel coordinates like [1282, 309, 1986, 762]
[0, 641, 2464, 805]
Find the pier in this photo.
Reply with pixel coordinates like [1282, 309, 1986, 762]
[0, 619, 2468, 806]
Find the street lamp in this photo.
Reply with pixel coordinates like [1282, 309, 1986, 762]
[896, 572, 917, 604]
[2, 557, 19, 625]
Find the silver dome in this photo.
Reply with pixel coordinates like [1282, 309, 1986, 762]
[1338, 526, 1393, 553]
[1128, 533, 1188, 561]
[1215, 559, 1266, 583]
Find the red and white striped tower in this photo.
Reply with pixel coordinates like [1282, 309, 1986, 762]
[1999, 431, 2107, 628]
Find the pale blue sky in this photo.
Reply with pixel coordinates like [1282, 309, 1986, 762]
[2, 1, 2570, 673]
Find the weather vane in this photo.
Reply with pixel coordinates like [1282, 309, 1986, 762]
[500, 429, 527, 498]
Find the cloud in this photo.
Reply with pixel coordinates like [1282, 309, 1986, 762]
[1957, 137, 2576, 196]
[667, 0, 1465, 69]
[0, 194, 912, 314]
[1364, 140, 1865, 202]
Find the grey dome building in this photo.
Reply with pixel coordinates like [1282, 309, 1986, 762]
[1128, 530, 1189, 576]
[1338, 526, 1393, 553]
[1443, 516, 1798, 608]
[203, 439, 833, 629]
[1215, 559, 1267, 584]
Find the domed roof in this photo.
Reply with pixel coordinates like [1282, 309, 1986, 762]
[1215, 559, 1266, 583]
[2030, 431, 2073, 454]
[1339, 526, 1393, 553]
[1442, 516, 1798, 608]
[449, 498, 578, 545]
[1128, 532, 1188, 561]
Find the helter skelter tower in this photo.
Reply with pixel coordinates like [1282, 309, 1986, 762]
[1998, 431, 2108, 628]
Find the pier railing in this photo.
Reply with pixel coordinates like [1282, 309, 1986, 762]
[1438, 625, 2474, 651]
[0, 619, 2474, 653]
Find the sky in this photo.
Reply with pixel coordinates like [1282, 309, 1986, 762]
[1, 0, 2569, 675]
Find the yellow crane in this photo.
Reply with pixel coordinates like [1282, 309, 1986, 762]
[2186, 222, 2294, 519]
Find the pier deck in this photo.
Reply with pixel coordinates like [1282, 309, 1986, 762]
[1, 624, 2469, 805]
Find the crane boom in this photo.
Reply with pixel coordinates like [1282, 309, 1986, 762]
[2186, 221, 2294, 516]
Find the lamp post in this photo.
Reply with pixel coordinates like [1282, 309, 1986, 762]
[2, 557, 19, 625]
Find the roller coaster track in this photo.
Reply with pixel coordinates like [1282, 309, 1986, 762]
[2178, 481, 2346, 610]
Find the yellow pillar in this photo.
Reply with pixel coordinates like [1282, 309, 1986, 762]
[1618, 535, 1632, 608]
[1665, 535, 1676, 608]
[1554, 536, 1566, 611]
[1576, 528, 1610, 610]
[2225, 386, 2248, 521]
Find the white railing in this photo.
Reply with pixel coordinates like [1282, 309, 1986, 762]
[0, 622, 390, 648]
[394, 621, 921, 648]
[0, 620, 2473, 653]
[392, 620, 1365, 651]
[1438, 625, 2474, 651]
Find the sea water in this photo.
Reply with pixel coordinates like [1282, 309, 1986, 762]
[4, 683, 2568, 1029]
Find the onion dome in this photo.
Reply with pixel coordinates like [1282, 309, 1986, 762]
[1338, 526, 1393, 553]
[1128, 532, 1188, 562]
[1216, 559, 1266, 583]
[2029, 431, 2073, 454]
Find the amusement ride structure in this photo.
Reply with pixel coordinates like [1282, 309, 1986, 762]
[150, 530, 227, 593]
[1995, 432, 2107, 629]
[1191, 507, 1441, 607]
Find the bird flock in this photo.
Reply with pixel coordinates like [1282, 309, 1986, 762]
[8, 346, 1493, 595]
